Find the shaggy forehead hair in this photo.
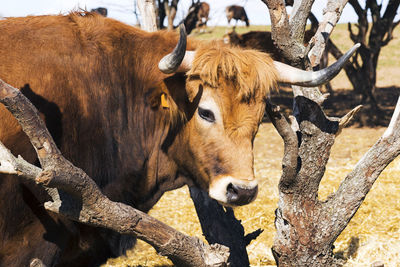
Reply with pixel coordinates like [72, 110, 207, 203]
[187, 41, 278, 101]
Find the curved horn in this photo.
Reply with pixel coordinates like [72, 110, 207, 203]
[159, 24, 188, 74]
[274, 43, 360, 87]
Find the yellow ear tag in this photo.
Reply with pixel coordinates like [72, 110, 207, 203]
[161, 93, 170, 109]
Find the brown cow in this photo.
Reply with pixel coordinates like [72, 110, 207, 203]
[0, 12, 353, 267]
[226, 5, 249, 27]
[183, 1, 210, 34]
[196, 2, 210, 30]
[223, 30, 283, 61]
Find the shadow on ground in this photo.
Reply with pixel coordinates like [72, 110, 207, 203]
[267, 86, 399, 127]
[334, 236, 360, 262]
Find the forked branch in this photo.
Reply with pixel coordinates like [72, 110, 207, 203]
[326, 96, 400, 238]
[0, 79, 229, 267]
[308, 0, 349, 68]
[265, 101, 298, 192]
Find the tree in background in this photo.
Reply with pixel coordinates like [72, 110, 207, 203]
[135, 0, 179, 30]
[328, 0, 400, 119]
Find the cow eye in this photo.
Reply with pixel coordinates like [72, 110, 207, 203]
[198, 107, 215, 123]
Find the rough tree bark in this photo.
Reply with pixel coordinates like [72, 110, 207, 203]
[0, 79, 230, 267]
[137, 0, 158, 31]
[261, 0, 308, 67]
[262, 0, 400, 266]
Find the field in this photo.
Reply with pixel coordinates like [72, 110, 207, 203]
[105, 24, 400, 266]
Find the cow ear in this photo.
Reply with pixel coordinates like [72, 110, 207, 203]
[145, 86, 164, 109]
[144, 80, 171, 109]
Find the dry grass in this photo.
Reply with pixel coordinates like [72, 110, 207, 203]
[104, 24, 400, 267]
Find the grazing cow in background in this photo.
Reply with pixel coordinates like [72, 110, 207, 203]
[0, 12, 352, 267]
[223, 27, 332, 92]
[226, 5, 249, 27]
[223, 30, 284, 61]
[90, 7, 107, 17]
[223, 29, 317, 61]
[223, 24, 330, 78]
[183, 1, 210, 34]
[196, 2, 210, 31]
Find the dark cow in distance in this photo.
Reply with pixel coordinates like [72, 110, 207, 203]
[223, 28, 332, 92]
[90, 7, 107, 17]
[223, 30, 283, 61]
[183, 1, 210, 34]
[226, 5, 249, 27]
[0, 12, 354, 267]
[223, 27, 330, 70]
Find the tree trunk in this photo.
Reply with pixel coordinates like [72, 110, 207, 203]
[263, 0, 400, 265]
[268, 96, 344, 267]
[137, 0, 158, 32]
[328, 40, 380, 116]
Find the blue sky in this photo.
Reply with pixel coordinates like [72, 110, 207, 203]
[0, 0, 389, 26]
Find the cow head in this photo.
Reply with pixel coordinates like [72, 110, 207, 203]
[158, 26, 359, 206]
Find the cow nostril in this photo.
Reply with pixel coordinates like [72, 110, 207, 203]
[226, 183, 239, 202]
[227, 183, 236, 194]
[226, 183, 258, 206]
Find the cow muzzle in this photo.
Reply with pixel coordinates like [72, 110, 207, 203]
[209, 176, 258, 206]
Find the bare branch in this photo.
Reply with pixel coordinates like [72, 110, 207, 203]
[0, 141, 41, 179]
[348, 0, 369, 46]
[265, 101, 298, 192]
[0, 79, 229, 267]
[367, 0, 381, 25]
[381, 20, 400, 46]
[326, 96, 400, 238]
[289, 0, 315, 44]
[308, 0, 349, 68]
[268, 0, 400, 265]
[0, 142, 18, 175]
[348, 0, 365, 17]
[261, 0, 305, 66]
[0, 80, 60, 169]
[337, 105, 363, 135]
[348, 22, 359, 44]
